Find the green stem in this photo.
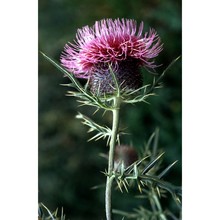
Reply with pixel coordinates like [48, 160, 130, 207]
[105, 96, 120, 220]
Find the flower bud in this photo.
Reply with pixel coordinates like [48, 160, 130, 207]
[114, 145, 138, 171]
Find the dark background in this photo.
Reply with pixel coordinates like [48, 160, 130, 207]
[39, 0, 181, 219]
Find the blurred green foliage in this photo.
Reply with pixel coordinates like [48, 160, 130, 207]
[39, 0, 181, 219]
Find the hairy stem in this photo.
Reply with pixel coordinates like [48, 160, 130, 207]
[105, 96, 120, 220]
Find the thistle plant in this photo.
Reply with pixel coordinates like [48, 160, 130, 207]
[41, 18, 181, 220]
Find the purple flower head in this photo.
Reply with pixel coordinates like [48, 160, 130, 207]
[61, 18, 163, 94]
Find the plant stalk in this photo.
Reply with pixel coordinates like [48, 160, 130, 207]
[105, 96, 120, 220]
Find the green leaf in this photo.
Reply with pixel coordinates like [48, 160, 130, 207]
[158, 160, 178, 179]
[141, 152, 165, 175]
[76, 112, 112, 144]
[41, 52, 115, 111]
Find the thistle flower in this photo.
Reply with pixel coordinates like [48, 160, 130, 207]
[61, 18, 163, 94]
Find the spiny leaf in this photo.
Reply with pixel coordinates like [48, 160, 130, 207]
[158, 160, 178, 179]
[123, 56, 181, 105]
[141, 152, 165, 175]
[116, 179, 124, 193]
[41, 52, 115, 111]
[41, 52, 84, 92]
[140, 174, 182, 203]
[38, 203, 66, 220]
[151, 127, 160, 160]
[76, 112, 111, 143]
[39, 203, 55, 220]
[125, 156, 150, 174]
